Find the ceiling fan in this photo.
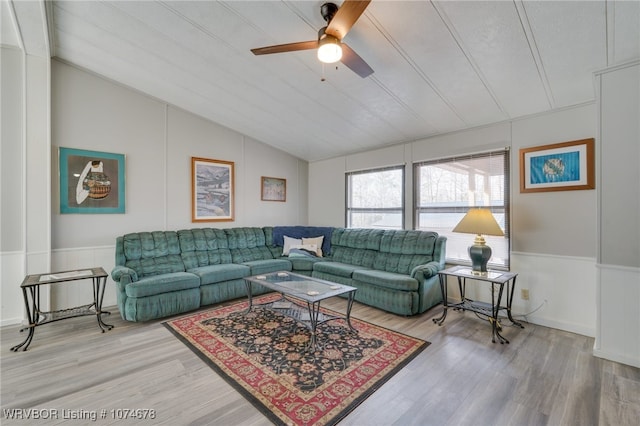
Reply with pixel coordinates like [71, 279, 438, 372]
[250, 1, 374, 78]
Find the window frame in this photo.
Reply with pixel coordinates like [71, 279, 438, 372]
[413, 149, 511, 270]
[345, 165, 405, 230]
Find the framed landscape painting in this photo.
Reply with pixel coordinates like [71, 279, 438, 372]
[520, 138, 595, 193]
[59, 147, 125, 214]
[192, 157, 235, 222]
[261, 176, 286, 202]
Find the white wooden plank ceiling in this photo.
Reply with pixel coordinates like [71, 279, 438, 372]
[4, 1, 640, 162]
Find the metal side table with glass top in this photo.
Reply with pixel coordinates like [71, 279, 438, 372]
[11, 267, 114, 351]
[433, 265, 524, 344]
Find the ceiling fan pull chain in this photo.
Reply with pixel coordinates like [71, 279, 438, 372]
[321, 63, 326, 82]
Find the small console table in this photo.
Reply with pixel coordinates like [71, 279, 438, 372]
[433, 265, 524, 344]
[11, 267, 114, 352]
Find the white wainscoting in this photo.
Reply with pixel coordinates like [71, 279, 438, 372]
[1, 251, 26, 326]
[1, 246, 116, 327]
[445, 252, 597, 338]
[594, 264, 640, 368]
[50, 246, 117, 311]
[1, 250, 53, 326]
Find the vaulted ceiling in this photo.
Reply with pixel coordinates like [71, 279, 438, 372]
[4, 1, 640, 162]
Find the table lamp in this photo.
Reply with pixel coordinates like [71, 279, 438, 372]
[452, 208, 504, 275]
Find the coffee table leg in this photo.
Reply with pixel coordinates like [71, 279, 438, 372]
[306, 301, 321, 351]
[345, 291, 357, 331]
[243, 280, 254, 314]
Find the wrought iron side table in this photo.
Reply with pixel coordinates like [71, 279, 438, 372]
[11, 267, 114, 351]
[433, 265, 524, 343]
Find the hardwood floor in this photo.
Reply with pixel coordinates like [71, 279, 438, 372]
[1, 298, 638, 425]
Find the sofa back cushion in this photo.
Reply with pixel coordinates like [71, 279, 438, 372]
[374, 230, 439, 274]
[225, 227, 274, 263]
[329, 228, 384, 268]
[178, 228, 232, 269]
[119, 231, 185, 278]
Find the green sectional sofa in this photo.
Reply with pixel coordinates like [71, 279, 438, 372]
[312, 228, 446, 315]
[111, 226, 446, 321]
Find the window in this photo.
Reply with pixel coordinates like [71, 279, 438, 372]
[414, 149, 510, 269]
[346, 166, 404, 229]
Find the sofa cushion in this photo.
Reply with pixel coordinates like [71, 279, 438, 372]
[188, 263, 250, 285]
[226, 228, 275, 263]
[331, 228, 383, 250]
[125, 254, 186, 279]
[121, 232, 185, 278]
[242, 259, 292, 276]
[122, 231, 181, 260]
[313, 261, 369, 278]
[125, 272, 200, 298]
[178, 228, 232, 269]
[352, 269, 419, 292]
[329, 228, 383, 268]
[287, 256, 324, 271]
[375, 230, 438, 274]
[178, 228, 229, 251]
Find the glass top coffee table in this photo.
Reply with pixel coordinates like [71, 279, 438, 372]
[244, 271, 357, 350]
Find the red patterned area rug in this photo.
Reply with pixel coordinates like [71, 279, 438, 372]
[163, 294, 429, 426]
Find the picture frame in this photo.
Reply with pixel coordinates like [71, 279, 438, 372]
[59, 147, 125, 214]
[192, 157, 235, 222]
[520, 138, 595, 193]
[261, 176, 286, 202]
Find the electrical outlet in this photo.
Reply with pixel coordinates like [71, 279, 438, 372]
[521, 288, 530, 300]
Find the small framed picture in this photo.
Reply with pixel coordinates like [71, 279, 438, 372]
[261, 176, 286, 202]
[192, 157, 235, 222]
[520, 138, 595, 193]
[59, 147, 125, 214]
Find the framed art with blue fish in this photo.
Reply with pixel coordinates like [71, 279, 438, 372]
[59, 147, 125, 213]
[520, 138, 595, 193]
[192, 157, 235, 222]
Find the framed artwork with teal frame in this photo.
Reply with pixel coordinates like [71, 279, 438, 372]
[520, 138, 595, 193]
[59, 147, 126, 214]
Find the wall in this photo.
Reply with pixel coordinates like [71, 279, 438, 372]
[309, 103, 599, 338]
[1, 47, 27, 325]
[0, 59, 308, 325]
[594, 61, 640, 367]
[1, 46, 52, 326]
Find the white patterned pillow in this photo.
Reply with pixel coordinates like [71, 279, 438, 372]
[302, 236, 324, 257]
[282, 235, 302, 256]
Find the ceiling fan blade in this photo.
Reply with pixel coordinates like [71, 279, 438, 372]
[326, 0, 371, 40]
[251, 40, 318, 55]
[341, 43, 374, 78]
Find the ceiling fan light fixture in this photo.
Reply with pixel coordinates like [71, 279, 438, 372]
[317, 33, 342, 63]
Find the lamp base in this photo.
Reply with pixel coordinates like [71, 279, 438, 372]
[468, 243, 492, 273]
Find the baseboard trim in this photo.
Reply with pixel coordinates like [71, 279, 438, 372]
[593, 348, 640, 369]
[520, 314, 595, 338]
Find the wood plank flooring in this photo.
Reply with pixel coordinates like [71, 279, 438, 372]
[1, 298, 639, 425]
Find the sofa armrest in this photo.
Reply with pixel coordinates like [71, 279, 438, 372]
[411, 261, 441, 280]
[111, 266, 138, 284]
